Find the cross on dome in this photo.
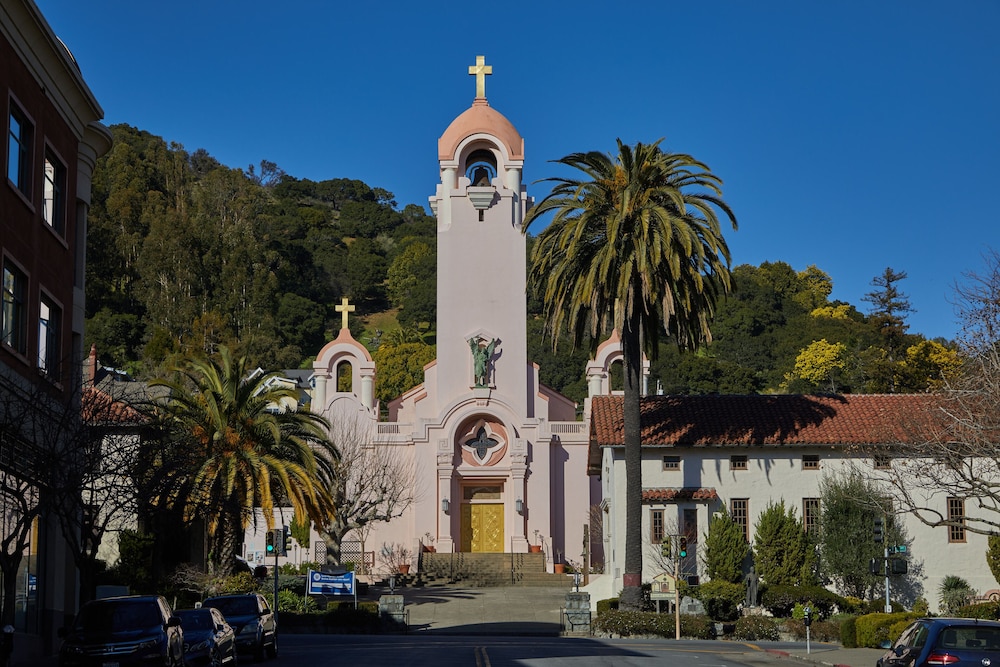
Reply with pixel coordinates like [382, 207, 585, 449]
[335, 297, 355, 330]
[468, 55, 492, 99]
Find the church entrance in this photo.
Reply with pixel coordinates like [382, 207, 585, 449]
[459, 484, 505, 552]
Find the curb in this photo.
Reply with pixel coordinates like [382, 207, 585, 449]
[763, 648, 853, 667]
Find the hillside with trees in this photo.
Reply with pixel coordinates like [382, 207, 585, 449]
[84, 125, 957, 406]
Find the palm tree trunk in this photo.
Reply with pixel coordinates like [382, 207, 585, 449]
[620, 319, 644, 611]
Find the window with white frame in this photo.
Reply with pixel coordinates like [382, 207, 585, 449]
[731, 498, 749, 542]
[651, 508, 665, 544]
[803, 498, 820, 536]
[662, 455, 680, 471]
[802, 454, 820, 470]
[38, 293, 61, 380]
[948, 497, 966, 543]
[43, 150, 66, 233]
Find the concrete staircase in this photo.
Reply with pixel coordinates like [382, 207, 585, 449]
[386, 552, 573, 588]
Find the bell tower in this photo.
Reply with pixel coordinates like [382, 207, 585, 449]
[430, 56, 532, 413]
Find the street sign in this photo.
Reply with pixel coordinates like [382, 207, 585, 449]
[307, 570, 355, 596]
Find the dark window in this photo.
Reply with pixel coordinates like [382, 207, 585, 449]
[948, 497, 966, 543]
[731, 498, 749, 542]
[38, 294, 60, 380]
[803, 455, 820, 470]
[2, 261, 27, 354]
[662, 455, 680, 471]
[43, 151, 66, 233]
[730, 455, 748, 470]
[8, 103, 33, 196]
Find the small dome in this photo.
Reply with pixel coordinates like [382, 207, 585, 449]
[438, 99, 524, 162]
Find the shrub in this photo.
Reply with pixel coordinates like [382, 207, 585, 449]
[940, 575, 977, 614]
[276, 589, 317, 613]
[854, 612, 920, 648]
[733, 615, 779, 641]
[912, 598, 929, 615]
[840, 616, 857, 648]
[860, 599, 904, 614]
[597, 598, 620, 614]
[761, 585, 843, 618]
[695, 580, 743, 622]
[955, 601, 1000, 619]
[593, 610, 713, 638]
[218, 572, 259, 594]
[785, 618, 840, 642]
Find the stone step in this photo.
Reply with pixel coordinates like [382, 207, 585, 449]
[378, 552, 574, 588]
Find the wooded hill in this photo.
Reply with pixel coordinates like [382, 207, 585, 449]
[84, 124, 957, 408]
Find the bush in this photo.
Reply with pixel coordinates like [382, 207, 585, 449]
[784, 618, 840, 642]
[760, 585, 843, 618]
[840, 616, 857, 648]
[955, 601, 1000, 619]
[733, 615, 779, 641]
[218, 572, 259, 594]
[593, 610, 713, 639]
[597, 598, 620, 614]
[695, 580, 744, 622]
[276, 589, 317, 613]
[854, 612, 920, 648]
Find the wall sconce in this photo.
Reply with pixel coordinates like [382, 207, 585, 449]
[515, 498, 524, 515]
[442, 498, 450, 514]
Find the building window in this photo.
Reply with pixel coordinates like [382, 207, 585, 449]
[2, 261, 27, 354]
[730, 455, 748, 470]
[731, 498, 749, 542]
[38, 294, 61, 380]
[872, 454, 892, 470]
[663, 455, 680, 471]
[803, 455, 820, 470]
[948, 497, 966, 543]
[803, 498, 820, 536]
[8, 103, 33, 197]
[651, 509, 664, 544]
[42, 151, 66, 233]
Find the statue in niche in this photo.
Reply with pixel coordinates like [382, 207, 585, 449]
[469, 337, 498, 387]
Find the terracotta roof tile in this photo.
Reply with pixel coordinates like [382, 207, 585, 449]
[591, 394, 944, 447]
[643, 487, 719, 502]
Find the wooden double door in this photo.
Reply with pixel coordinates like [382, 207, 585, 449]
[459, 503, 504, 552]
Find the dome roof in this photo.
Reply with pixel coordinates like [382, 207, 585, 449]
[438, 99, 524, 162]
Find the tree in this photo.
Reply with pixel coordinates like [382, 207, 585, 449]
[523, 139, 737, 609]
[862, 267, 914, 392]
[145, 346, 337, 575]
[703, 506, 749, 584]
[317, 418, 418, 568]
[818, 471, 903, 599]
[787, 339, 847, 392]
[372, 338, 436, 405]
[752, 500, 813, 586]
[870, 250, 1000, 537]
[987, 535, 1000, 587]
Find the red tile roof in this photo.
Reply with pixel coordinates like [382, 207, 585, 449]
[590, 394, 944, 447]
[643, 487, 719, 502]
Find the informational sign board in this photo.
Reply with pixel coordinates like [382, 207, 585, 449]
[649, 572, 677, 600]
[307, 570, 355, 596]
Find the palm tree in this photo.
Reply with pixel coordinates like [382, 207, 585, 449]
[523, 139, 737, 609]
[147, 346, 337, 575]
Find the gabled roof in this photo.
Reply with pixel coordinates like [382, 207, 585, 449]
[591, 393, 944, 448]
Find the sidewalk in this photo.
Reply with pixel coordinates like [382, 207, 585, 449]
[765, 644, 882, 667]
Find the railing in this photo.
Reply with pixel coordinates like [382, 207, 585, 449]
[550, 422, 587, 434]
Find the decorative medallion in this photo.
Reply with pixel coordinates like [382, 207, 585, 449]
[459, 418, 508, 466]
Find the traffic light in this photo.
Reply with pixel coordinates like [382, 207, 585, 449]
[678, 536, 688, 558]
[890, 558, 908, 575]
[266, 530, 275, 554]
[869, 557, 880, 575]
[283, 525, 292, 554]
[873, 517, 884, 543]
[803, 607, 812, 627]
[661, 537, 672, 558]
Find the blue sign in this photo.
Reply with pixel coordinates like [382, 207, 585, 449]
[307, 570, 355, 596]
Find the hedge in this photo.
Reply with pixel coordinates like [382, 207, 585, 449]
[593, 610, 714, 639]
[760, 585, 845, 618]
[853, 612, 920, 648]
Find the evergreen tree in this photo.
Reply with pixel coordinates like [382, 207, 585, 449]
[752, 500, 812, 586]
[704, 507, 749, 583]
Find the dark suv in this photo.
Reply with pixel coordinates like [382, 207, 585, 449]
[58, 595, 184, 666]
[877, 617, 1000, 667]
[202, 593, 276, 661]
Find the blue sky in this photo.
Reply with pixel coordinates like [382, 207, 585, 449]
[35, 0, 999, 341]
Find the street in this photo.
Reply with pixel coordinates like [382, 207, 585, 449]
[265, 634, 790, 667]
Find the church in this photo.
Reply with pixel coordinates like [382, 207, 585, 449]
[303, 56, 613, 572]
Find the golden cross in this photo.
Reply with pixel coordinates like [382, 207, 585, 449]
[468, 55, 492, 99]
[335, 297, 355, 330]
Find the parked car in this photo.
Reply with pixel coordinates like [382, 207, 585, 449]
[176, 607, 237, 667]
[202, 593, 276, 661]
[58, 595, 184, 667]
[877, 617, 1000, 667]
